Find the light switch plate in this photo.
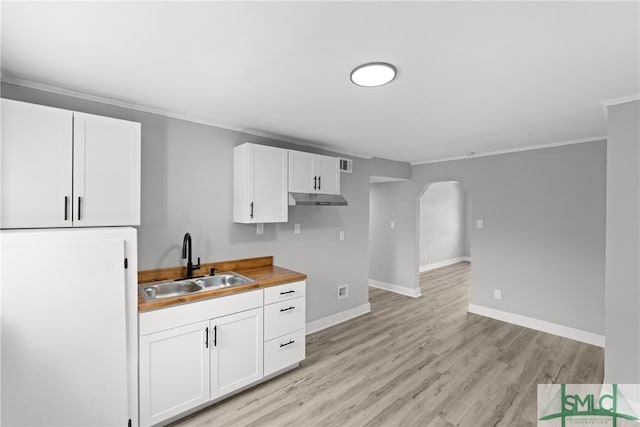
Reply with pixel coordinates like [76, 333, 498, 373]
[256, 223, 264, 235]
[339, 231, 345, 241]
[294, 223, 300, 234]
[476, 219, 484, 229]
[390, 220, 395, 229]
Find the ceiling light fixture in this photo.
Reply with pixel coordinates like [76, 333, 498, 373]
[350, 62, 397, 87]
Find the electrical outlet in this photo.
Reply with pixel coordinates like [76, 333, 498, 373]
[337, 284, 348, 299]
[294, 223, 300, 234]
[494, 289, 502, 300]
[256, 223, 264, 235]
[339, 231, 345, 241]
[424, 253, 428, 261]
[390, 220, 395, 229]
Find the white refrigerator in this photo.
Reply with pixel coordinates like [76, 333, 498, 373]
[1, 227, 138, 426]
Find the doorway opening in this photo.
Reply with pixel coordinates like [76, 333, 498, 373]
[418, 181, 471, 293]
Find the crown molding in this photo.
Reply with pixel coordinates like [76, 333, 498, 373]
[0, 75, 371, 159]
[601, 93, 640, 117]
[411, 136, 606, 166]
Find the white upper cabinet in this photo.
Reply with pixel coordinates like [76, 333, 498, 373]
[233, 143, 288, 223]
[1, 99, 141, 228]
[1, 99, 73, 228]
[288, 150, 340, 195]
[73, 112, 141, 227]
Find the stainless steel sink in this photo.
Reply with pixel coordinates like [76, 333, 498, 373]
[194, 272, 254, 289]
[140, 280, 203, 302]
[139, 272, 255, 302]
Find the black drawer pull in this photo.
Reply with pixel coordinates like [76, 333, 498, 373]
[280, 306, 295, 312]
[205, 327, 209, 348]
[280, 340, 295, 348]
[280, 290, 295, 295]
[64, 196, 69, 221]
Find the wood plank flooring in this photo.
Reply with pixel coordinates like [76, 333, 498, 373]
[171, 262, 604, 427]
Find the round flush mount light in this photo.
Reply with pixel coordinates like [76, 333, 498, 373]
[350, 62, 397, 87]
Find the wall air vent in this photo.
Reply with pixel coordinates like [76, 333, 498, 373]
[339, 158, 353, 173]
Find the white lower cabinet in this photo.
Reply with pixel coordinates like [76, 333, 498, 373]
[139, 283, 305, 426]
[210, 308, 263, 400]
[264, 329, 306, 376]
[139, 321, 210, 426]
[263, 282, 306, 377]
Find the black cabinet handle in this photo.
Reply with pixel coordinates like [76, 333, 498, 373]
[280, 290, 295, 295]
[205, 327, 209, 348]
[313, 176, 317, 190]
[77, 197, 82, 220]
[213, 325, 217, 347]
[280, 306, 295, 312]
[250, 202, 254, 219]
[318, 176, 321, 191]
[280, 340, 295, 348]
[64, 196, 69, 221]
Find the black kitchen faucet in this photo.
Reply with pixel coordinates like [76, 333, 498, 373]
[182, 232, 201, 279]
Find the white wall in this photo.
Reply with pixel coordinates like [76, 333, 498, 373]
[604, 99, 640, 385]
[419, 182, 467, 269]
[367, 141, 607, 335]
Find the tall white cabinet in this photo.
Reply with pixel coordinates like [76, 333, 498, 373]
[1, 98, 141, 229]
[1, 227, 139, 427]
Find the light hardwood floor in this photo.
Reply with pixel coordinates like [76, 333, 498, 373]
[172, 262, 604, 427]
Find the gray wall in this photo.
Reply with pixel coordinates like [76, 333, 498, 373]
[419, 181, 467, 268]
[369, 141, 607, 335]
[605, 100, 639, 384]
[369, 157, 411, 181]
[1, 82, 388, 323]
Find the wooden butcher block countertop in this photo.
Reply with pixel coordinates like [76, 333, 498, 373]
[138, 256, 306, 312]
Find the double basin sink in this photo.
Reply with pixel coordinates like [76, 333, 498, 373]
[140, 272, 255, 302]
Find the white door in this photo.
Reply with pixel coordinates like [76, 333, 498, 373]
[139, 321, 210, 426]
[210, 308, 264, 400]
[316, 155, 340, 195]
[73, 112, 141, 227]
[1, 237, 129, 426]
[0, 99, 73, 228]
[288, 150, 316, 193]
[250, 145, 288, 223]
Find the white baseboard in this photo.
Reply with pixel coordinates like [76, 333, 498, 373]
[420, 256, 471, 272]
[468, 304, 605, 347]
[369, 279, 421, 298]
[306, 303, 371, 335]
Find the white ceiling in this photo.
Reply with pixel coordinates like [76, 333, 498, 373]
[1, 1, 638, 163]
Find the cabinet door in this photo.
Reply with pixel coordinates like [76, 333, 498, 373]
[288, 150, 316, 193]
[210, 308, 264, 400]
[316, 155, 340, 195]
[73, 112, 141, 227]
[250, 145, 288, 223]
[1, 99, 73, 228]
[139, 321, 210, 427]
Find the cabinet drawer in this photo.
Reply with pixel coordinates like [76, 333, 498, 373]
[264, 297, 305, 341]
[264, 281, 305, 305]
[264, 329, 305, 376]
